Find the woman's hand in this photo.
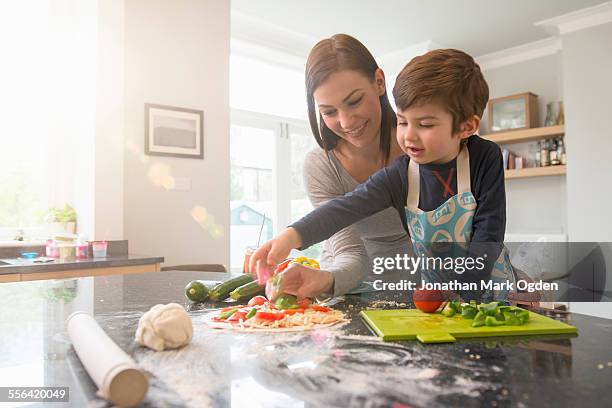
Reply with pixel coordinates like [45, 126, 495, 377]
[269, 263, 334, 300]
[248, 228, 303, 274]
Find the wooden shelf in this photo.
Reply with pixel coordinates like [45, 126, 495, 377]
[505, 165, 566, 180]
[483, 125, 564, 145]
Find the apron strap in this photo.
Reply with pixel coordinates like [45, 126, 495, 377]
[406, 143, 471, 208]
[406, 158, 420, 208]
[456, 143, 471, 194]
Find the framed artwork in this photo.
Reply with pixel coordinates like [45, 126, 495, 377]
[488, 92, 538, 133]
[145, 103, 204, 159]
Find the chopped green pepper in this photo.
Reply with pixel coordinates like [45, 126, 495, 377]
[449, 301, 463, 313]
[472, 311, 486, 327]
[462, 305, 478, 319]
[218, 308, 239, 320]
[275, 294, 298, 310]
[479, 301, 502, 315]
[245, 308, 257, 319]
[441, 302, 456, 317]
[485, 315, 506, 326]
[503, 311, 520, 325]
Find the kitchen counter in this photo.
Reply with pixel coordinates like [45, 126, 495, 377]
[0, 240, 163, 282]
[1, 271, 611, 407]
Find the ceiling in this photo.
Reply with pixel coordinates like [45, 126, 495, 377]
[231, 0, 607, 58]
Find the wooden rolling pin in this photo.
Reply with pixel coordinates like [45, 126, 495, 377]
[66, 311, 148, 407]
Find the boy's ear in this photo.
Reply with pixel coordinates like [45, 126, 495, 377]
[374, 68, 386, 95]
[459, 115, 481, 139]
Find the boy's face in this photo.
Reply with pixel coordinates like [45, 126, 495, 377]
[396, 103, 470, 165]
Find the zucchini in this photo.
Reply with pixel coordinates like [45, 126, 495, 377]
[209, 275, 254, 301]
[229, 280, 265, 302]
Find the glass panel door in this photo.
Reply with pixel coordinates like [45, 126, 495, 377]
[230, 118, 276, 272]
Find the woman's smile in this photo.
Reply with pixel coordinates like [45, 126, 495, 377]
[343, 120, 368, 137]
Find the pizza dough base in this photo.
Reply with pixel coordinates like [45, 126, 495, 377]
[202, 311, 347, 333]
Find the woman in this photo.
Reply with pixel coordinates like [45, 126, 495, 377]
[255, 34, 412, 299]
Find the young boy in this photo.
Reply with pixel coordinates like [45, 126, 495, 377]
[251, 49, 517, 301]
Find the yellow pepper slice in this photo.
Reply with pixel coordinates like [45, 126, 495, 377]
[290, 256, 320, 269]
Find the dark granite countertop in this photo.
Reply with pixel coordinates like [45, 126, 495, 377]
[1, 271, 611, 407]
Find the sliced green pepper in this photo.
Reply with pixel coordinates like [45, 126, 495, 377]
[485, 316, 506, 326]
[218, 308, 239, 320]
[479, 301, 501, 315]
[245, 308, 257, 319]
[503, 311, 520, 325]
[275, 294, 298, 310]
[472, 311, 486, 327]
[441, 302, 456, 317]
[462, 305, 478, 319]
[449, 301, 462, 313]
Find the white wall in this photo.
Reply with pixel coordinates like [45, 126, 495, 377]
[561, 22, 612, 242]
[94, 0, 125, 241]
[559, 21, 612, 319]
[123, 0, 230, 267]
[482, 54, 567, 236]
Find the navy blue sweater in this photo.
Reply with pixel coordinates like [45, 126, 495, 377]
[292, 135, 506, 285]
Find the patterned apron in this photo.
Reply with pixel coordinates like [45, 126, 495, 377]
[404, 144, 517, 301]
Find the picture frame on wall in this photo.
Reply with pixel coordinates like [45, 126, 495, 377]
[145, 103, 204, 159]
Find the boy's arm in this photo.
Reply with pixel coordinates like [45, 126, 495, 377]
[291, 166, 397, 250]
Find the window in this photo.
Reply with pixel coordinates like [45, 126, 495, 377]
[0, 1, 96, 242]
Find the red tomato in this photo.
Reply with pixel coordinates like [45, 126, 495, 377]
[255, 311, 285, 321]
[311, 305, 331, 313]
[283, 308, 305, 315]
[247, 296, 267, 307]
[413, 289, 444, 313]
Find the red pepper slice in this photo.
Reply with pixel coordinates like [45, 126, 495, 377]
[228, 311, 247, 322]
[311, 305, 331, 313]
[256, 311, 285, 321]
[283, 308, 305, 315]
[274, 259, 293, 274]
[221, 305, 243, 312]
[247, 296, 268, 307]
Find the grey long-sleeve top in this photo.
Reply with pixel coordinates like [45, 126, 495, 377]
[303, 148, 411, 296]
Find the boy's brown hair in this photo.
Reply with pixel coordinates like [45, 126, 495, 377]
[393, 49, 489, 134]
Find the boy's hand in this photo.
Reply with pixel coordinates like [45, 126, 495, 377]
[248, 227, 303, 274]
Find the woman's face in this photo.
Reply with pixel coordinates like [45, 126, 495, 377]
[313, 69, 386, 149]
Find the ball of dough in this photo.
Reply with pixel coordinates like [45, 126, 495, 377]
[135, 303, 193, 351]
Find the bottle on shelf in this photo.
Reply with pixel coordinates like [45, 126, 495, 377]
[540, 139, 550, 167]
[534, 141, 541, 167]
[550, 138, 560, 165]
[556, 138, 566, 165]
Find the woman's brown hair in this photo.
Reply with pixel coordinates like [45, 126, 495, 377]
[305, 34, 397, 164]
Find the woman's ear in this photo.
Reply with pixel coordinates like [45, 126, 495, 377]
[374, 68, 386, 95]
[460, 115, 481, 139]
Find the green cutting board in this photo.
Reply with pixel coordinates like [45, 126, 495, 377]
[360, 309, 577, 343]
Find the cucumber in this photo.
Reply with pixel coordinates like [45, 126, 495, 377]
[229, 280, 265, 302]
[209, 274, 254, 301]
[185, 280, 209, 302]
